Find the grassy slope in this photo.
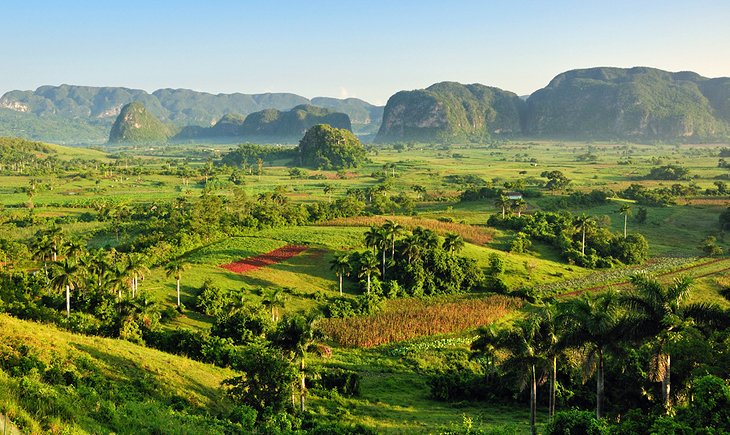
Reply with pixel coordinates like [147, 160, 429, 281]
[0, 314, 234, 433]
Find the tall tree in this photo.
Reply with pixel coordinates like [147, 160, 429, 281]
[50, 259, 81, 318]
[262, 288, 287, 322]
[472, 319, 546, 435]
[165, 260, 190, 308]
[622, 273, 706, 411]
[357, 251, 380, 294]
[124, 253, 149, 299]
[558, 291, 622, 419]
[381, 220, 405, 260]
[364, 226, 388, 277]
[271, 314, 324, 412]
[574, 213, 595, 255]
[495, 195, 511, 218]
[329, 253, 351, 296]
[443, 233, 465, 254]
[618, 204, 632, 238]
[512, 198, 527, 217]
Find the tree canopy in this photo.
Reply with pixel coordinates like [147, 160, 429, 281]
[297, 124, 367, 170]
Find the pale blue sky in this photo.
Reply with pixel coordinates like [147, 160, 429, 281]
[2, 0, 729, 104]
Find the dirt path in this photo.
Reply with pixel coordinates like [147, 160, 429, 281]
[220, 245, 308, 274]
[559, 257, 730, 298]
[0, 414, 21, 435]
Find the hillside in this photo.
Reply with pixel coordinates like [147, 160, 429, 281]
[524, 66, 730, 140]
[0, 85, 382, 143]
[174, 104, 352, 143]
[375, 81, 524, 143]
[0, 314, 235, 433]
[108, 102, 173, 143]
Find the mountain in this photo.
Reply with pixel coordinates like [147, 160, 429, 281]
[375, 82, 524, 143]
[524, 67, 730, 140]
[0, 85, 382, 143]
[310, 97, 383, 134]
[108, 102, 173, 143]
[174, 104, 351, 143]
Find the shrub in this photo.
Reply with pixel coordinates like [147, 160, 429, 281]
[545, 410, 606, 435]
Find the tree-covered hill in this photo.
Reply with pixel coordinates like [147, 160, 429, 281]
[0, 85, 381, 143]
[108, 102, 173, 143]
[524, 66, 730, 140]
[375, 81, 525, 143]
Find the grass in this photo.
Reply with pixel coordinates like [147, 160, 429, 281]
[0, 314, 234, 433]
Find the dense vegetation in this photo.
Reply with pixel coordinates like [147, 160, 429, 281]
[0, 137, 729, 433]
[298, 124, 367, 169]
[175, 105, 352, 142]
[108, 102, 173, 143]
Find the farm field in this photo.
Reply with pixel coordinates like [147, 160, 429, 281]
[1, 138, 730, 433]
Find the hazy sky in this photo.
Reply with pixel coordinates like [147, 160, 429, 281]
[2, 0, 729, 105]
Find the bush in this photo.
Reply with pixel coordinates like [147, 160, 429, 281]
[545, 410, 606, 435]
[310, 368, 361, 397]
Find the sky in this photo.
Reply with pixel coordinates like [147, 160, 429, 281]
[2, 0, 730, 105]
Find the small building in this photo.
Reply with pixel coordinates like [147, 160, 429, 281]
[506, 192, 523, 200]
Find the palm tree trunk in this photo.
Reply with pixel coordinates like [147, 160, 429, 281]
[502, 206, 506, 219]
[582, 226, 586, 255]
[382, 249, 386, 278]
[176, 278, 181, 307]
[597, 349, 604, 419]
[339, 273, 343, 296]
[66, 285, 70, 317]
[662, 353, 671, 411]
[300, 359, 306, 412]
[550, 355, 557, 418]
[530, 364, 537, 435]
[367, 273, 371, 294]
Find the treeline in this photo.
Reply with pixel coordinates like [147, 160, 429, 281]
[488, 210, 649, 268]
[429, 275, 730, 434]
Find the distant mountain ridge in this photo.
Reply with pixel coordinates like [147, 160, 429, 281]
[376, 67, 730, 142]
[0, 84, 382, 143]
[174, 104, 352, 142]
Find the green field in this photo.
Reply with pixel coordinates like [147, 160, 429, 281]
[1, 138, 730, 433]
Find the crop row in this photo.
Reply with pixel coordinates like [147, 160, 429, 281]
[317, 295, 520, 348]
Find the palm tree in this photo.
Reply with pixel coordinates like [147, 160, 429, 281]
[512, 198, 527, 217]
[262, 288, 287, 322]
[574, 213, 595, 255]
[46, 226, 64, 262]
[364, 226, 388, 277]
[124, 253, 149, 299]
[495, 195, 511, 218]
[323, 185, 334, 201]
[271, 314, 324, 412]
[329, 253, 351, 296]
[357, 251, 380, 294]
[557, 291, 622, 419]
[411, 184, 426, 200]
[165, 260, 190, 308]
[472, 319, 546, 435]
[381, 220, 405, 260]
[30, 233, 54, 284]
[621, 273, 709, 411]
[412, 227, 440, 250]
[50, 259, 81, 318]
[401, 234, 422, 263]
[443, 233, 465, 254]
[618, 204, 632, 238]
[536, 305, 560, 419]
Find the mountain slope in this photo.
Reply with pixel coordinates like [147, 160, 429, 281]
[174, 104, 352, 142]
[0, 314, 234, 433]
[524, 66, 730, 139]
[108, 102, 173, 143]
[0, 85, 382, 143]
[375, 81, 524, 143]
